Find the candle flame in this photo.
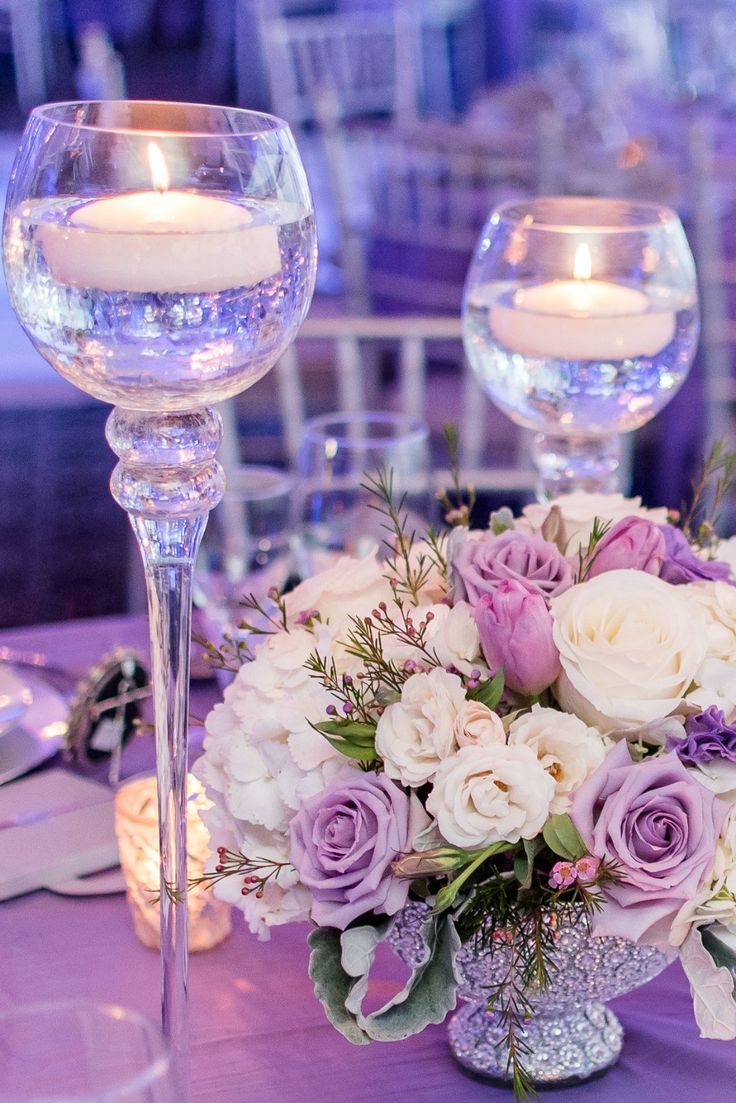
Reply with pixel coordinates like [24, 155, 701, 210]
[147, 142, 169, 194]
[573, 242, 592, 282]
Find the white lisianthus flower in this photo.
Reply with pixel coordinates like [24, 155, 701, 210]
[507, 705, 607, 814]
[453, 700, 506, 748]
[670, 807, 736, 947]
[375, 667, 467, 786]
[283, 549, 392, 636]
[519, 491, 668, 555]
[550, 570, 707, 731]
[426, 601, 484, 675]
[426, 743, 555, 847]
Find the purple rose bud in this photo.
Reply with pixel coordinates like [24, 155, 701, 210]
[474, 578, 561, 697]
[658, 525, 732, 585]
[453, 530, 573, 605]
[587, 517, 665, 578]
[667, 706, 736, 766]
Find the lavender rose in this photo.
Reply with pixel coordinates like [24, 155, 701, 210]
[587, 517, 665, 579]
[453, 530, 572, 604]
[658, 525, 732, 585]
[571, 741, 728, 949]
[475, 579, 561, 697]
[288, 771, 427, 930]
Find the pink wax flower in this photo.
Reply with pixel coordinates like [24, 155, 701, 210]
[549, 860, 578, 889]
[587, 517, 665, 578]
[574, 856, 600, 883]
[288, 771, 427, 930]
[474, 578, 561, 697]
[571, 741, 728, 950]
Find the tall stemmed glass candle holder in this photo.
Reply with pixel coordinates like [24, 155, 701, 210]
[2, 102, 317, 1097]
[462, 197, 698, 498]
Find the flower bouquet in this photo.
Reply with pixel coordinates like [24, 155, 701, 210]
[194, 444, 736, 1096]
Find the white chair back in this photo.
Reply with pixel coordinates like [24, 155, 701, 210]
[224, 314, 535, 500]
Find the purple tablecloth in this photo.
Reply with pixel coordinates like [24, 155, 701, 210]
[0, 615, 734, 1103]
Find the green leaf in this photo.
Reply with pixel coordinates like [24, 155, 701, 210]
[322, 736, 378, 763]
[315, 720, 377, 742]
[542, 814, 587, 861]
[468, 668, 504, 710]
[515, 837, 544, 891]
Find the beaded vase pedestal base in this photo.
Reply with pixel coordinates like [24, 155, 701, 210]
[448, 1000, 622, 1086]
[391, 902, 670, 1090]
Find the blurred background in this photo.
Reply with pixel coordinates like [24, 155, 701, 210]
[1, 0, 735, 627]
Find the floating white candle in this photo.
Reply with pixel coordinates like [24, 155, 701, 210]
[489, 243, 676, 360]
[39, 143, 281, 294]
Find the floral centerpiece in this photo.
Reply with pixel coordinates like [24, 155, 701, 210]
[194, 442, 736, 1096]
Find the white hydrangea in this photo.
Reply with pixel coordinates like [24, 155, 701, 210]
[194, 624, 355, 937]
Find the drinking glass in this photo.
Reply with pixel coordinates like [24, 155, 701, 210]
[0, 1000, 173, 1103]
[194, 464, 295, 639]
[296, 411, 430, 563]
[462, 196, 698, 498]
[2, 101, 317, 1098]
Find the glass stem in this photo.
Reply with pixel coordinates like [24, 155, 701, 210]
[531, 432, 622, 500]
[106, 407, 225, 1102]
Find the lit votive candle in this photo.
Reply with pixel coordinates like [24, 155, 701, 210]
[114, 773, 231, 952]
[489, 243, 676, 361]
[38, 142, 281, 294]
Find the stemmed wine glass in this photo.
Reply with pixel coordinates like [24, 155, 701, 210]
[2, 101, 317, 1097]
[461, 196, 698, 498]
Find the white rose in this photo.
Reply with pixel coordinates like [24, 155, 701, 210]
[453, 700, 506, 748]
[375, 667, 467, 786]
[551, 570, 707, 731]
[284, 550, 392, 635]
[519, 491, 668, 554]
[507, 705, 607, 813]
[426, 743, 555, 847]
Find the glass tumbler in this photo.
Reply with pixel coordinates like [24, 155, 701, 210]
[194, 464, 295, 638]
[296, 411, 430, 564]
[0, 1000, 174, 1103]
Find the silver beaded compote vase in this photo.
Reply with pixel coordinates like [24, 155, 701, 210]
[391, 902, 669, 1088]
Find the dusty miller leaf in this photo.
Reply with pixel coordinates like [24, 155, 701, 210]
[680, 926, 736, 1040]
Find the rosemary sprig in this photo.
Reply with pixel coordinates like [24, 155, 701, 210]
[362, 467, 435, 602]
[436, 423, 476, 527]
[575, 517, 613, 582]
[681, 440, 736, 542]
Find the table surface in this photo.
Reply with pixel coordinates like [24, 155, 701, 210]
[0, 614, 734, 1103]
